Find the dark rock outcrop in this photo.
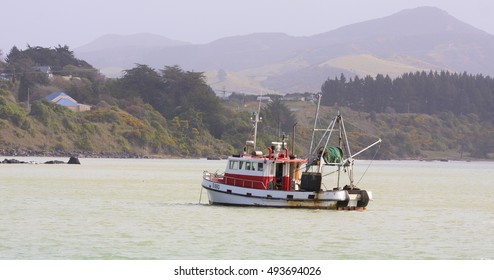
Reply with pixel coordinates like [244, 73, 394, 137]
[67, 157, 81, 164]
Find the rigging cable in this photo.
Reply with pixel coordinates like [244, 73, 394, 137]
[355, 142, 381, 187]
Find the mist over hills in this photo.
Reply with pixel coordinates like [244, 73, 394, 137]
[75, 6, 494, 93]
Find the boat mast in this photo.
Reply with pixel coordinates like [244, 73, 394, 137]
[337, 115, 342, 188]
[309, 93, 322, 156]
[339, 115, 353, 186]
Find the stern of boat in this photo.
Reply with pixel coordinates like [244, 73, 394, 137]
[337, 189, 372, 210]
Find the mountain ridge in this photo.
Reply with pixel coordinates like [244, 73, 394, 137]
[74, 6, 494, 93]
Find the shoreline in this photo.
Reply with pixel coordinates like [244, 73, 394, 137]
[0, 148, 151, 159]
[0, 148, 489, 162]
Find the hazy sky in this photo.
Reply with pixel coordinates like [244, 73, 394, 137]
[1, 0, 493, 54]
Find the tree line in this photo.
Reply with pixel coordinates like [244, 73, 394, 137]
[3, 45, 100, 103]
[5, 45, 96, 79]
[115, 64, 232, 139]
[321, 71, 494, 122]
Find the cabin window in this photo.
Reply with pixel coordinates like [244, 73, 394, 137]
[229, 160, 239, 170]
[257, 163, 264, 172]
[239, 161, 244, 170]
[245, 161, 252, 171]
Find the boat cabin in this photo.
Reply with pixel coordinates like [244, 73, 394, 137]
[222, 142, 306, 191]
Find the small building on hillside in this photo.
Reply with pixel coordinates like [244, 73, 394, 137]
[33, 66, 54, 79]
[45, 92, 91, 112]
[256, 96, 272, 102]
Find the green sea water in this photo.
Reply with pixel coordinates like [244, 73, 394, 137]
[1, 158, 493, 259]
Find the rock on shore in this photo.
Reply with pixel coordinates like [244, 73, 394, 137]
[1, 157, 81, 164]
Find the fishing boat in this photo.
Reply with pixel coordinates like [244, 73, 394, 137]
[201, 94, 381, 210]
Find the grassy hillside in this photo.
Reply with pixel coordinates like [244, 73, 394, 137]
[321, 54, 434, 78]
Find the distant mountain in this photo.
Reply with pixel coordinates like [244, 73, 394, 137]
[76, 33, 190, 52]
[75, 33, 190, 77]
[75, 7, 494, 93]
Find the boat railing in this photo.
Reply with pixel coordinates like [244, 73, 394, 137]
[223, 175, 267, 189]
[203, 171, 267, 189]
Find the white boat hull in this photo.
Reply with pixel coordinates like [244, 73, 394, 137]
[202, 177, 372, 210]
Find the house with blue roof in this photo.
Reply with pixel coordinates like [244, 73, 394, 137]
[44, 92, 91, 112]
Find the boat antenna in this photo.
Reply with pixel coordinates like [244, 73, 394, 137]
[251, 94, 263, 150]
[291, 122, 297, 156]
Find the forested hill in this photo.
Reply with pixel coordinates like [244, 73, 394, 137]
[0, 46, 493, 160]
[321, 71, 494, 122]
